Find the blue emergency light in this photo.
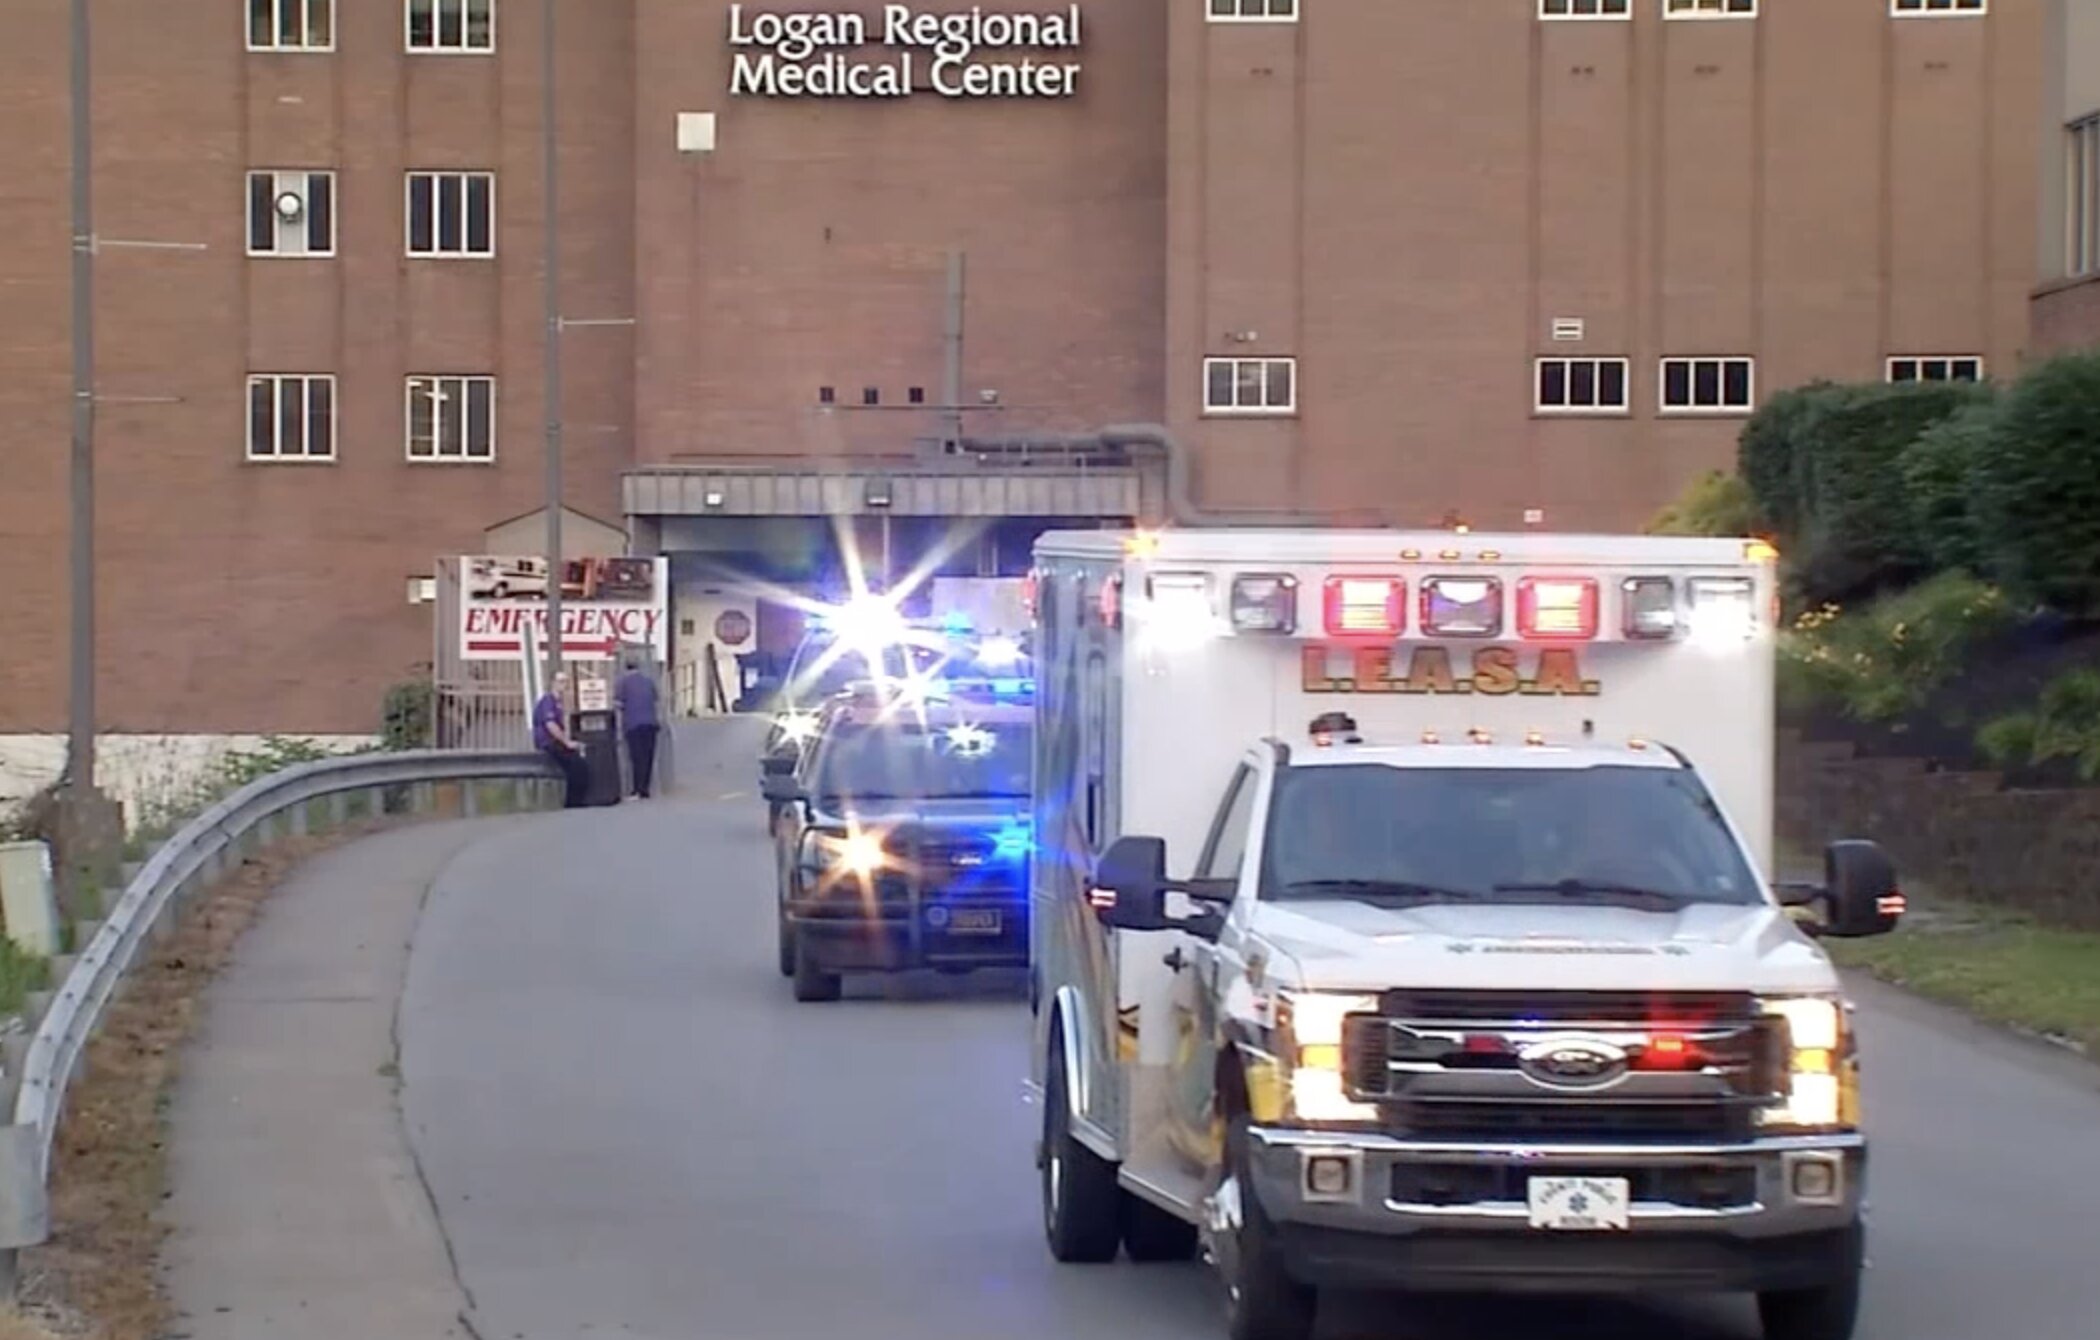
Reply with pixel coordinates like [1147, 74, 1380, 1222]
[991, 821, 1033, 860]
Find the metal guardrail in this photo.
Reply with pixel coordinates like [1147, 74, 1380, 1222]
[0, 748, 558, 1258]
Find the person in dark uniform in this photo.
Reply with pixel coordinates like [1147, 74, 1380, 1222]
[616, 659, 663, 799]
[534, 671, 590, 808]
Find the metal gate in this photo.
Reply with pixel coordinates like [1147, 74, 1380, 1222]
[431, 556, 679, 792]
[433, 556, 532, 751]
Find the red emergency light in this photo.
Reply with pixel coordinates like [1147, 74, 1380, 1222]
[1516, 577, 1599, 640]
[1323, 576, 1405, 638]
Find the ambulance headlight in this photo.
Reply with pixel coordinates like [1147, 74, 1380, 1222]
[1278, 991, 1380, 1124]
[1688, 577, 1759, 646]
[1230, 574, 1299, 633]
[1421, 577, 1503, 638]
[1757, 995, 1855, 1132]
[776, 712, 821, 743]
[1622, 577, 1678, 640]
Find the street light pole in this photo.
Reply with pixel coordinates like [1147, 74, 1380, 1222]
[66, 0, 96, 795]
[541, 0, 564, 692]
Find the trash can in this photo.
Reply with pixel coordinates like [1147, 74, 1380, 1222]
[571, 708, 625, 807]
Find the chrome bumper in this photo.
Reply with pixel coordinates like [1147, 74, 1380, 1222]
[1245, 1127, 1866, 1294]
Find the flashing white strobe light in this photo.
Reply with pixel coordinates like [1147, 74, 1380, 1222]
[1135, 572, 1222, 651]
[975, 636, 1023, 669]
[1686, 577, 1758, 647]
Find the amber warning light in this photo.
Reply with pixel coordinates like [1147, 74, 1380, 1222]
[1324, 577, 1405, 638]
[1517, 577, 1599, 640]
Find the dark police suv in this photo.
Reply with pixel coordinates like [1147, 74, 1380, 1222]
[766, 688, 1033, 1002]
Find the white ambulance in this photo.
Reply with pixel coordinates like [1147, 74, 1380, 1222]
[1026, 528, 1905, 1340]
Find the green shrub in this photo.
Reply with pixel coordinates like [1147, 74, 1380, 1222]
[1776, 572, 2017, 723]
[1974, 668, 2100, 781]
[1644, 470, 1759, 537]
[1974, 712, 2039, 770]
[1737, 382, 1833, 542]
[1972, 350, 2100, 619]
[214, 736, 338, 791]
[1789, 381, 1991, 604]
[382, 677, 436, 751]
[1898, 400, 1997, 576]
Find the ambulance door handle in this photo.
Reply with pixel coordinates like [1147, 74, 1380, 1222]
[1163, 947, 1187, 973]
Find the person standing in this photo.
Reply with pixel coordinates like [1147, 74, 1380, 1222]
[534, 671, 590, 808]
[616, 659, 663, 799]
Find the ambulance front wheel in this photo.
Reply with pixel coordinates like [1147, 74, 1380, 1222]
[1217, 1116, 1317, 1340]
[1758, 1263, 1863, 1340]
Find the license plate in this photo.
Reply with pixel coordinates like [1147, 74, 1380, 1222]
[1526, 1176, 1630, 1231]
[943, 908, 1003, 936]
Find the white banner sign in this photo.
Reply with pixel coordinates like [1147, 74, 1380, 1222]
[459, 555, 671, 663]
[727, 3, 1084, 99]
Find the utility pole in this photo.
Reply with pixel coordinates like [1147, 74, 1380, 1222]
[541, 0, 564, 692]
[66, 0, 96, 795]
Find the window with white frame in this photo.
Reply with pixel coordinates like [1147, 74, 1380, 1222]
[1541, 0, 1630, 18]
[247, 171, 335, 257]
[1890, 0, 1985, 14]
[1660, 357, 1755, 413]
[1203, 358, 1296, 415]
[248, 0, 333, 50]
[408, 0, 496, 52]
[247, 375, 336, 461]
[1535, 358, 1631, 414]
[406, 172, 496, 257]
[1887, 356, 1984, 383]
[1207, 0, 1297, 20]
[406, 376, 496, 461]
[1665, 0, 1755, 17]
[2069, 115, 2099, 278]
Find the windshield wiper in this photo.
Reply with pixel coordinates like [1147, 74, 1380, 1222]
[1281, 878, 1482, 904]
[1491, 880, 1696, 910]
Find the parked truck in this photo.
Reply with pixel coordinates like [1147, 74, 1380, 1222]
[1027, 528, 1905, 1340]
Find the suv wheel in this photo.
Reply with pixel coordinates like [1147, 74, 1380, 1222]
[791, 931, 842, 1002]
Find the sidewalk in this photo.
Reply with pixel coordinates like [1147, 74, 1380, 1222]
[156, 820, 515, 1340]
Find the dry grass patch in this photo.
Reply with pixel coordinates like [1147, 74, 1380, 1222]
[15, 822, 395, 1339]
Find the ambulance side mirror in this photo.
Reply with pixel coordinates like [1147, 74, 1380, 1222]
[761, 772, 804, 805]
[761, 752, 798, 777]
[1090, 837, 1173, 932]
[1777, 840, 1904, 939]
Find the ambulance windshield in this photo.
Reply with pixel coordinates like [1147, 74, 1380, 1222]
[1262, 765, 1763, 908]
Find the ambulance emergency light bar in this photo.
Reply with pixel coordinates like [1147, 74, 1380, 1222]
[1112, 565, 1765, 644]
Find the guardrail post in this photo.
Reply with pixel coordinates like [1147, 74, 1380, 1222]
[288, 800, 310, 838]
[328, 791, 349, 828]
[463, 782, 482, 818]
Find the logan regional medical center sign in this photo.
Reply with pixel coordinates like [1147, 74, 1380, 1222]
[728, 5, 1084, 99]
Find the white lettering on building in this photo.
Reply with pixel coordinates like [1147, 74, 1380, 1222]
[726, 4, 1084, 100]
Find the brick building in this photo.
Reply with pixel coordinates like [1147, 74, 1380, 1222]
[0, 0, 2052, 742]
